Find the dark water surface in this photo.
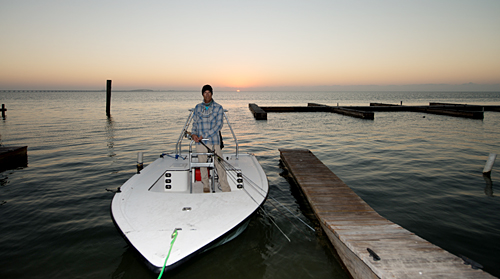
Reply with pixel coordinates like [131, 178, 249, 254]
[1, 91, 499, 278]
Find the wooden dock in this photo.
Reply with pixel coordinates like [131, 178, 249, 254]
[0, 146, 28, 171]
[279, 149, 495, 279]
[249, 103, 267, 120]
[249, 102, 500, 120]
[368, 103, 485, 119]
[308, 103, 374, 119]
[249, 103, 374, 120]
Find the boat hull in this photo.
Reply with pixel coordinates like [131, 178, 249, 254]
[111, 153, 268, 273]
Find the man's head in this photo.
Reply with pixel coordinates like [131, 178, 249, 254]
[202, 84, 213, 104]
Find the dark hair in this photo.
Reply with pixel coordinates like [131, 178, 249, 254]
[202, 84, 213, 95]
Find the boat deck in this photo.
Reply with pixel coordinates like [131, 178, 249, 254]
[279, 148, 495, 279]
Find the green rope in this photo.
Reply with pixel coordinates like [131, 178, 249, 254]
[157, 229, 178, 279]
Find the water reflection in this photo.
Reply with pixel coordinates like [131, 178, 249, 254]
[0, 173, 8, 186]
[112, 249, 151, 279]
[106, 116, 116, 158]
[483, 174, 494, 197]
[0, 173, 9, 206]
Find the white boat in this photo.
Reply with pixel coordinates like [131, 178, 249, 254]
[111, 109, 269, 274]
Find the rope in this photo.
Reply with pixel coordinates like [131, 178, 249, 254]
[192, 138, 315, 238]
[259, 207, 291, 242]
[157, 229, 179, 279]
[268, 196, 316, 232]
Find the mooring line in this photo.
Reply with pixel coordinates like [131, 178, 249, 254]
[259, 207, 291, 242]
[157, 229, 179, 279]
[213, 150, 316, 234]
[194, 139, 315, 235]
[268, 196, 316, 232]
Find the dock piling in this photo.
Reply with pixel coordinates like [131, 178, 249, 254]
[483, 153, 497, 175]
[137, 152, 144, 173]
[106, 80, 112, 116]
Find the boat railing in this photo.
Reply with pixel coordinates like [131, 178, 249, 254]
[175, 109, 239, 158]
[223, 111, 239, 158]
[175, 109, 195, 156]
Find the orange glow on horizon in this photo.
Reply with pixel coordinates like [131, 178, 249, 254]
[1, 1, 499, 91]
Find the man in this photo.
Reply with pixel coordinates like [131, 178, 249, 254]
[191, 85, 231, 193]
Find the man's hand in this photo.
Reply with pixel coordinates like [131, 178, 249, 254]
[192, 134, 203, 143]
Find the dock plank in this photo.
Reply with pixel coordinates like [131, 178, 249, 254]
[279, 148, 495, 279]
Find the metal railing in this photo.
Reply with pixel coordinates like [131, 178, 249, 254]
[175, 109, 239, 158]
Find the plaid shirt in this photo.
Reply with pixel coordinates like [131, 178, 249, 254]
[191, 100, 224, 145]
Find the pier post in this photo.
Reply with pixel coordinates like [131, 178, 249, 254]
[137, 152, 144, 173]
[106, 80, 112, 116]
[483, 153, 497, 175]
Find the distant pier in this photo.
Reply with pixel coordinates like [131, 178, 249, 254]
[279, 149, 495, 279]
[249, 102, 500, 120]
[248, 103, 267, 120]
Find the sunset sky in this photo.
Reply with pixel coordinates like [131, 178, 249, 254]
[1, 0, 499, 91]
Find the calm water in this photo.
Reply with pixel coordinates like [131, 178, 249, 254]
[1, 91, 500, 278]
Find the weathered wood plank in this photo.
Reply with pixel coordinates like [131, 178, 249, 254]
[279, 148, 496, 279]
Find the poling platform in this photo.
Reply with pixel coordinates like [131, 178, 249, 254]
[279, 149, 496, 279]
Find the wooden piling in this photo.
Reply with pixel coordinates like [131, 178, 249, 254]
[1, 104, 6, 118]
[106, 80, 112, 116]
[0, 146, 27, 171]
[279, 149, 495, 279]
[483, 153, 497, 175]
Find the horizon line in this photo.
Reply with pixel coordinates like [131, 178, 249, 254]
[1, 83, 500, 92]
